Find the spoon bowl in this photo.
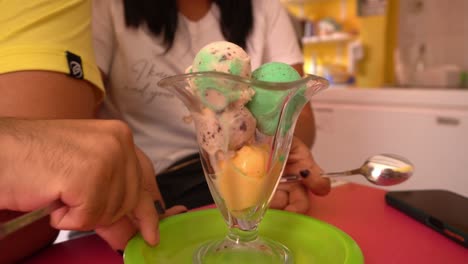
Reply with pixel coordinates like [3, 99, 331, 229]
[342, 154, 414, 186]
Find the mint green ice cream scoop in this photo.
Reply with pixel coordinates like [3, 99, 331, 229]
[247, 62, 306, 136]
[190, 41, 252, 111]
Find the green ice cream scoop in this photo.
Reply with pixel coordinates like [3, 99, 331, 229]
[247, 62, 306, 136]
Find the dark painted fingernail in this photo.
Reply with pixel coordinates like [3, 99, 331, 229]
[154, 200, 166, 215]
[116, 250, 124, 256]
[300, 169, 310, 178]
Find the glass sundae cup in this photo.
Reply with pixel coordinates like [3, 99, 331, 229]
[158, 71, 328, 264]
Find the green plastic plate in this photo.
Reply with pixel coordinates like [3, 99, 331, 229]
[124, 209, 364, 264]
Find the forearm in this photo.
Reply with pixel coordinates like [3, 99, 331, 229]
[0, 119, 46, 207]
[0, 118, 18, 206]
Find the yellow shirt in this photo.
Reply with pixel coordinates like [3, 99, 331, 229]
[0, 0, 104, 94]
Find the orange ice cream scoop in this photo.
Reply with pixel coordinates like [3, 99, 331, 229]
[230, 145, 268, 178]
[218, 144, 270, 211]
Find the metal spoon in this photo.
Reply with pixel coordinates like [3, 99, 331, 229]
[281, 153, 414, 186]
[0, 201, 61, 240]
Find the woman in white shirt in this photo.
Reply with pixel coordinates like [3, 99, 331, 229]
[93, 0, 330, 212]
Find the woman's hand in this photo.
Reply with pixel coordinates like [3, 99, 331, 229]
[270, 137, 331, 213]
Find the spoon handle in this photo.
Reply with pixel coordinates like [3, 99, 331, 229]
[322, 168, 362, 177]
[280, 168, 362, 183]
[0, 201, 60, 240]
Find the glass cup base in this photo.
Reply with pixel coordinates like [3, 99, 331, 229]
[193, 236, 293, 264]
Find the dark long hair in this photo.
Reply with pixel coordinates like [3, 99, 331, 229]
[123, 0, 253, 51]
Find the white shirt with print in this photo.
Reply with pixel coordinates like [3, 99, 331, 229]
[93, 0, 303, 172]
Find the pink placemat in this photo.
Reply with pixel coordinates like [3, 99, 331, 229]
[307, 183, 468, 264]
[21, 183, 468, 263]
[22, 235, 122, 264]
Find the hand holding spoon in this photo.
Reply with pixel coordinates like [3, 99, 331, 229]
[281, 153, 414, 186]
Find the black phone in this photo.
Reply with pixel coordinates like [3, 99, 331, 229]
[385, 189, 468, 248]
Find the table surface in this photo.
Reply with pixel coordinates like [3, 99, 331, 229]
[23, 183, 468, 264]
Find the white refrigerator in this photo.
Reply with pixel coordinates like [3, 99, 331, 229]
[310, 87, 468, 197]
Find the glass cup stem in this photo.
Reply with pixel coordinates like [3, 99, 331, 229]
[227, 227, 259, 244]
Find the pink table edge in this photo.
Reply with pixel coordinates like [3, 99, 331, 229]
[23, 183, 468, 263]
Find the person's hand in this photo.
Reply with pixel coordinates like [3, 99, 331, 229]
[0, 119, 161, 250]
[95, 146, 188, 249]
[95, 168, 187, 251]
[270, 137, 331, 213]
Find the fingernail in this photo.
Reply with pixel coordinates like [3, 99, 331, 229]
[116, 250, 124, 256]
[154, 200, 166, 215]
[300, 169, 310, 178]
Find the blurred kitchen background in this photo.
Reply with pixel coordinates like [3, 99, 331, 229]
[281, 0, 468, 197]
